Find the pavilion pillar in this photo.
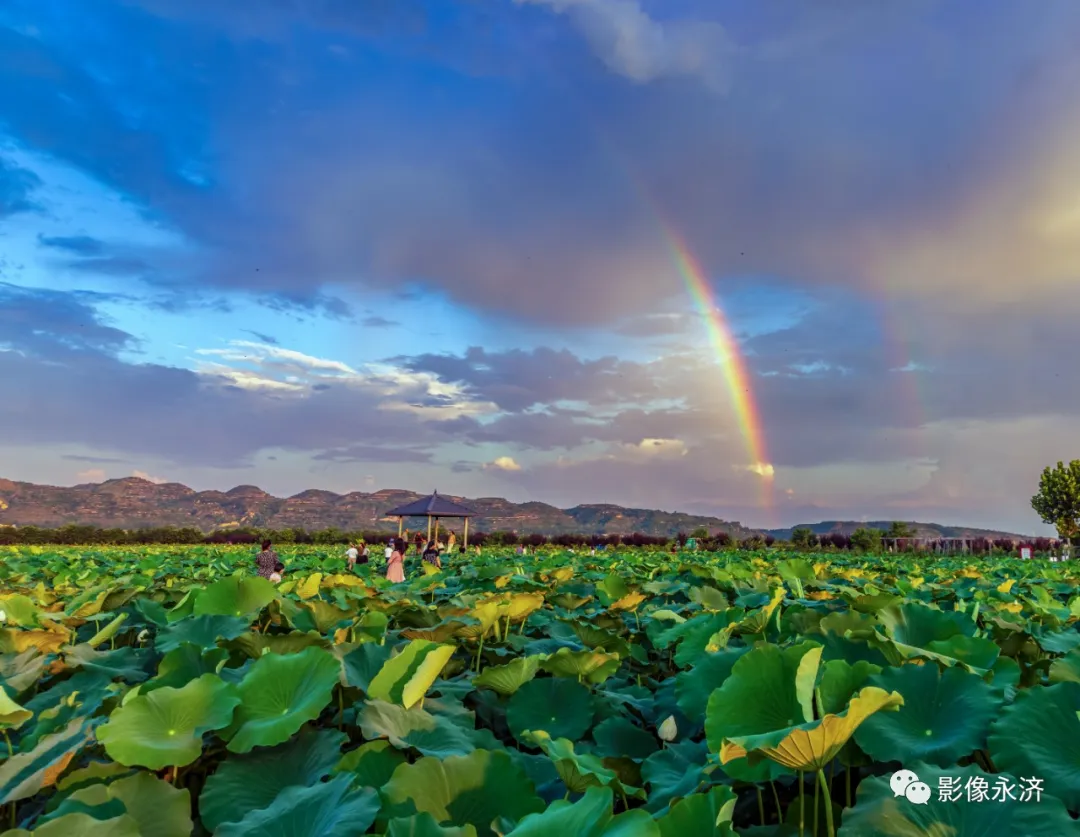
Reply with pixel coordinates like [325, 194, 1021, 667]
[463, 518, 469, 549]
[398, 517, 403, 536]
[434, 518, 440, 543]
[427, 516, 432, 543]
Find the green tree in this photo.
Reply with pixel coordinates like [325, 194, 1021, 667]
[887, 521, 916, 538]
[791, 527, 815, 548]
[850, 527, 883, 553]
[689, 526, 709, 540]
[1032, 461, 1080, 544]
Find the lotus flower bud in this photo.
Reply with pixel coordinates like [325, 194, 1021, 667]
[658, 715, 677, 742]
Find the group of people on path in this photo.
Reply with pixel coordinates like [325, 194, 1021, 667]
[256, 530, 471, 585]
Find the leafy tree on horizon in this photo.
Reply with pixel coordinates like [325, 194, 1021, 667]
[1032, 461, 1080, 545]
[887, 521, 917, 538]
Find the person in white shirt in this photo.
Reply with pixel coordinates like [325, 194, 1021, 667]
[345, 543, 359, 570]
[385, 540, 394, 562]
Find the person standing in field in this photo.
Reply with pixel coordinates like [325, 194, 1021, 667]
[255, 540, 279, 579]
[385, 539, 394, 563]
[345, 542, 359, 570]
[386, 537, 407, 583]
[358, 541, 370, 564]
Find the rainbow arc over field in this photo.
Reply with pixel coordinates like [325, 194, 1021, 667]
[659, 223, 775, 508]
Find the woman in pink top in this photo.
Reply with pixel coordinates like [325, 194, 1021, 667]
[386, 537, 407, 583]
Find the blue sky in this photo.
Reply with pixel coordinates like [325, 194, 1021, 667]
[3, 0, 1080, 533]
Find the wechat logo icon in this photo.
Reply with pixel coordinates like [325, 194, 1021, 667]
[891, 769, 932, 805]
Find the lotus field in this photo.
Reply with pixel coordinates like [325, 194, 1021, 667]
[1, 545, 1080, 836]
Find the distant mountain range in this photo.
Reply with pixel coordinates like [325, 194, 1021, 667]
[0, 477, 760, 538]
[764, 520, 1033, 541]
[0, 477, 1035, 541]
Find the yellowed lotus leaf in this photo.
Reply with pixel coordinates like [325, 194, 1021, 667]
[2, 629, 67, 655]
[1000, 601, 1024, 614]
[323, 574, 367, 588]
[997, 579, 1015, 594]
[844, 569, 866, 579]
[71, 591, 111, 619]
[610, 592, 647, 612]
[807, 591, 833, 601]
[960, 568, 981, 579]
[402, 622, 467, 642]
[721, 686, 904, 772]
[494, 575, 513, 589]
[296, 573, 322, 600]
[41, 749, 77, 789]
[333, 628, 350, 645]
[277, 580, 298, 595]
[552, 568, 574, 582]
[813, 563, 830, 576]
[0, 685, 32, 728]
[505, 593, 545, 622]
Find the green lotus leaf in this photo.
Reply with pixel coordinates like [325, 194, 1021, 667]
[225, 646, 340, 753]
[0, 684, 32, 728]
[1032, 626, 1080, 654]
[988, 680, 1080, 810]
[48, 772, 192, 837]
[333, 739, 406, 788]
[149, 645, 230, 692]
[200, 726, 346, 831]
[592, 717, 658, 762]
[640, 739, 710, 814]
[228, 630, 331, 659]
[385, 813, 479, 837]
[63, 646, 155, 683]
[655, 785, 737, 837]
[877, 603, 975, 646]
[539, 648, 621, 684]
[674, 648, 749, 720]
[1050, 648, 1080, 684]
[383, 749, 545, 836]
[525, 731, 645, 800]
[705, 642, 820, 781]
[155, 615, 251, 653]
[854, 661, 999, 767]
[473, 656, 542, 696]
[339, 642, 393, 692]
[0, 595, 42, 628]
[368, 640, 457, 710]
[570, 624, 631, 658]
[359, 700, 500, 758]
[816, 660, 881, 714]
[0, 717, 94, 804]
[504, 786, 658, 837]
[673, 612, 742, 668]
[193, 576, 277, 618]
[214, 774, 381, 837]
[837, 762, 1080, 836]
[22, 813, 142, 837]
[507, 678, 593, 743]
[720, 686, 903, 772]
[96, 673, 239, 769]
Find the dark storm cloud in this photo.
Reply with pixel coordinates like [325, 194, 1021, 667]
[0, 157, 41, 216]
[5, 1, 1078, 327]
[312, 445, 434, 464]
[61, 454, 128, 464]
[242, 330, 279, 346]
[400, 347, 660, 412]
[37, 235, 105, 255]
[0, 283, 134, 358]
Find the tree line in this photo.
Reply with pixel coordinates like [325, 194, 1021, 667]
[0, 522, 1058, 554]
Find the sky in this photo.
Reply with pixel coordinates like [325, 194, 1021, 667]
[1, 0, 1078, 534]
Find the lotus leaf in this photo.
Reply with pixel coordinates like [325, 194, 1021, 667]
[96, 674, 239, 769]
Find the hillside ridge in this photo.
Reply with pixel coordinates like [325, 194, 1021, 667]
[0, 477, 758, 538]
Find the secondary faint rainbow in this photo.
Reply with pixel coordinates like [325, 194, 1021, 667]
[658, 222, 775, 509]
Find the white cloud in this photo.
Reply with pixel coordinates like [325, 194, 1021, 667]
[513, 0, 734, 89]
[76, 468, 105, 482]
[485, 456, 523, 472]
[132, 470, 168, 484]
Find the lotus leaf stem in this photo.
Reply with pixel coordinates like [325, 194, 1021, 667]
[756, 787, 766, 825]
[770, 781, 782, 821]
[816, 768, 836, 837]
[799, 771, 805, 837]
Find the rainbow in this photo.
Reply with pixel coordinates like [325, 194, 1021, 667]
[658, 223, 775, 507]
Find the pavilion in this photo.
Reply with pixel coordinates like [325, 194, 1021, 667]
[385, 491, 477, 548]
